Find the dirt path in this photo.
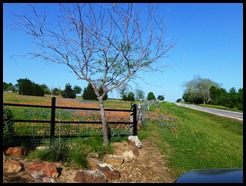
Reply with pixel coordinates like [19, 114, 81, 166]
[112, 139, 175, 183]
[3, 139, 175, 183]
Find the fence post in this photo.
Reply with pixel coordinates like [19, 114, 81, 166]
[132, 104, 137, 136]
[138, 102, 142, 124]
[50, 97, 56, 144]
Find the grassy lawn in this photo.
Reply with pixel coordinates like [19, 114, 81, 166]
[138, 101, 243, 179]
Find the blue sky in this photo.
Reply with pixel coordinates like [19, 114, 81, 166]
[3, 3, 243, 102]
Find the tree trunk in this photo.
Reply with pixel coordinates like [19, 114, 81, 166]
[98, 97, 109, 146]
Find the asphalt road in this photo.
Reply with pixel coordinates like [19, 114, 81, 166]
[175, 103, 243, 121]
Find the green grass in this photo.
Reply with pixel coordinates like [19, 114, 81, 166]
[3, 92, 52, 104]
[27, 135, 114, 169]
[138, 101, 243, 180]
[198, 103, 243, 112]
[179, 101, 243, 112]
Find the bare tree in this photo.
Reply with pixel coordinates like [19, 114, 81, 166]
[117, 83, 129, 99]
[135, 87, 145, 100]
[183, 75, 221, 104]
[14, 3, 175, 146]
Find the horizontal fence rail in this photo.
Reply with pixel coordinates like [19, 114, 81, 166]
[3, 97, 138, 148]
[3, 102, 132, 112]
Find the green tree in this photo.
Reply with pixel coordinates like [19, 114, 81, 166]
[6, 83, 16, 92]
[122, 94, 128, 101]
[127, 92, 135, 102]
[16, 78, 34, 95]
[3, 82, 8, 91]
[73, 85, 82, 95]
[16, 78, 45, 96]
[225, 87, 237, 108]
[83, 83, 97, 100]
[32, 83, 45, 96]
[62, 83, 76, 98]
[52, 87, 62, 95]
[209, 86, 220, 105]
[147, 92, 156, 100]
[157, 95, 164, 101]
[176, 98, 182, 102]
[237, 88, 243, 110]
[210, 86, 243, 110]
[83, 83, 107, 100]
[209, 86, 227, 105]
[40, 84, 51, 94]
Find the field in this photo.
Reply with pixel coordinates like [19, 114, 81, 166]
[3, 92, 135, 143]
[3, 92, 243, 179]
[3, 92, 132, 109]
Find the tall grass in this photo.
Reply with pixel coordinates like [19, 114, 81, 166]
[138, 102, 243, 179]
[27, 135, 114, 169]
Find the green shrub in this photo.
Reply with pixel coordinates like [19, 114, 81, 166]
[28, 138, 70, 163]
[28, 135, 113, 169]
[88, 134, 113, 158]
[3, 106, 15, 149]
[69, 135, 113, 168]
[68, 138, 89, 169]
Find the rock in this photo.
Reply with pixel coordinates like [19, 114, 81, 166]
[102, 154, 124, 167]
[4, 160, 23, 173]
[86, 158, 101, 170]
[121, 150, 135, 163]
[36, 146, 49, 151]
[4, 147, 28, 157]
[128, 135, 142, 149]
[128, 140, 136, 147]
[3, 152, 7, 163]
[25, 162, 59, 180]
[87, 152, 99, 159]
[131, 146, 140, 157]
[73, 170, 107, 183]
[97, 163, 121, 181]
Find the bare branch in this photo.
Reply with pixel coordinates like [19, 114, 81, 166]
[13, 3, 175, 145]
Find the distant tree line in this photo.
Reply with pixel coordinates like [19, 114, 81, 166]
[179, 76, 243, 110]
[4, 78, 165, 102]
[209, 86, 243, 110]
[3, 78, 82, 98]
[3, 82, 17, 93]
